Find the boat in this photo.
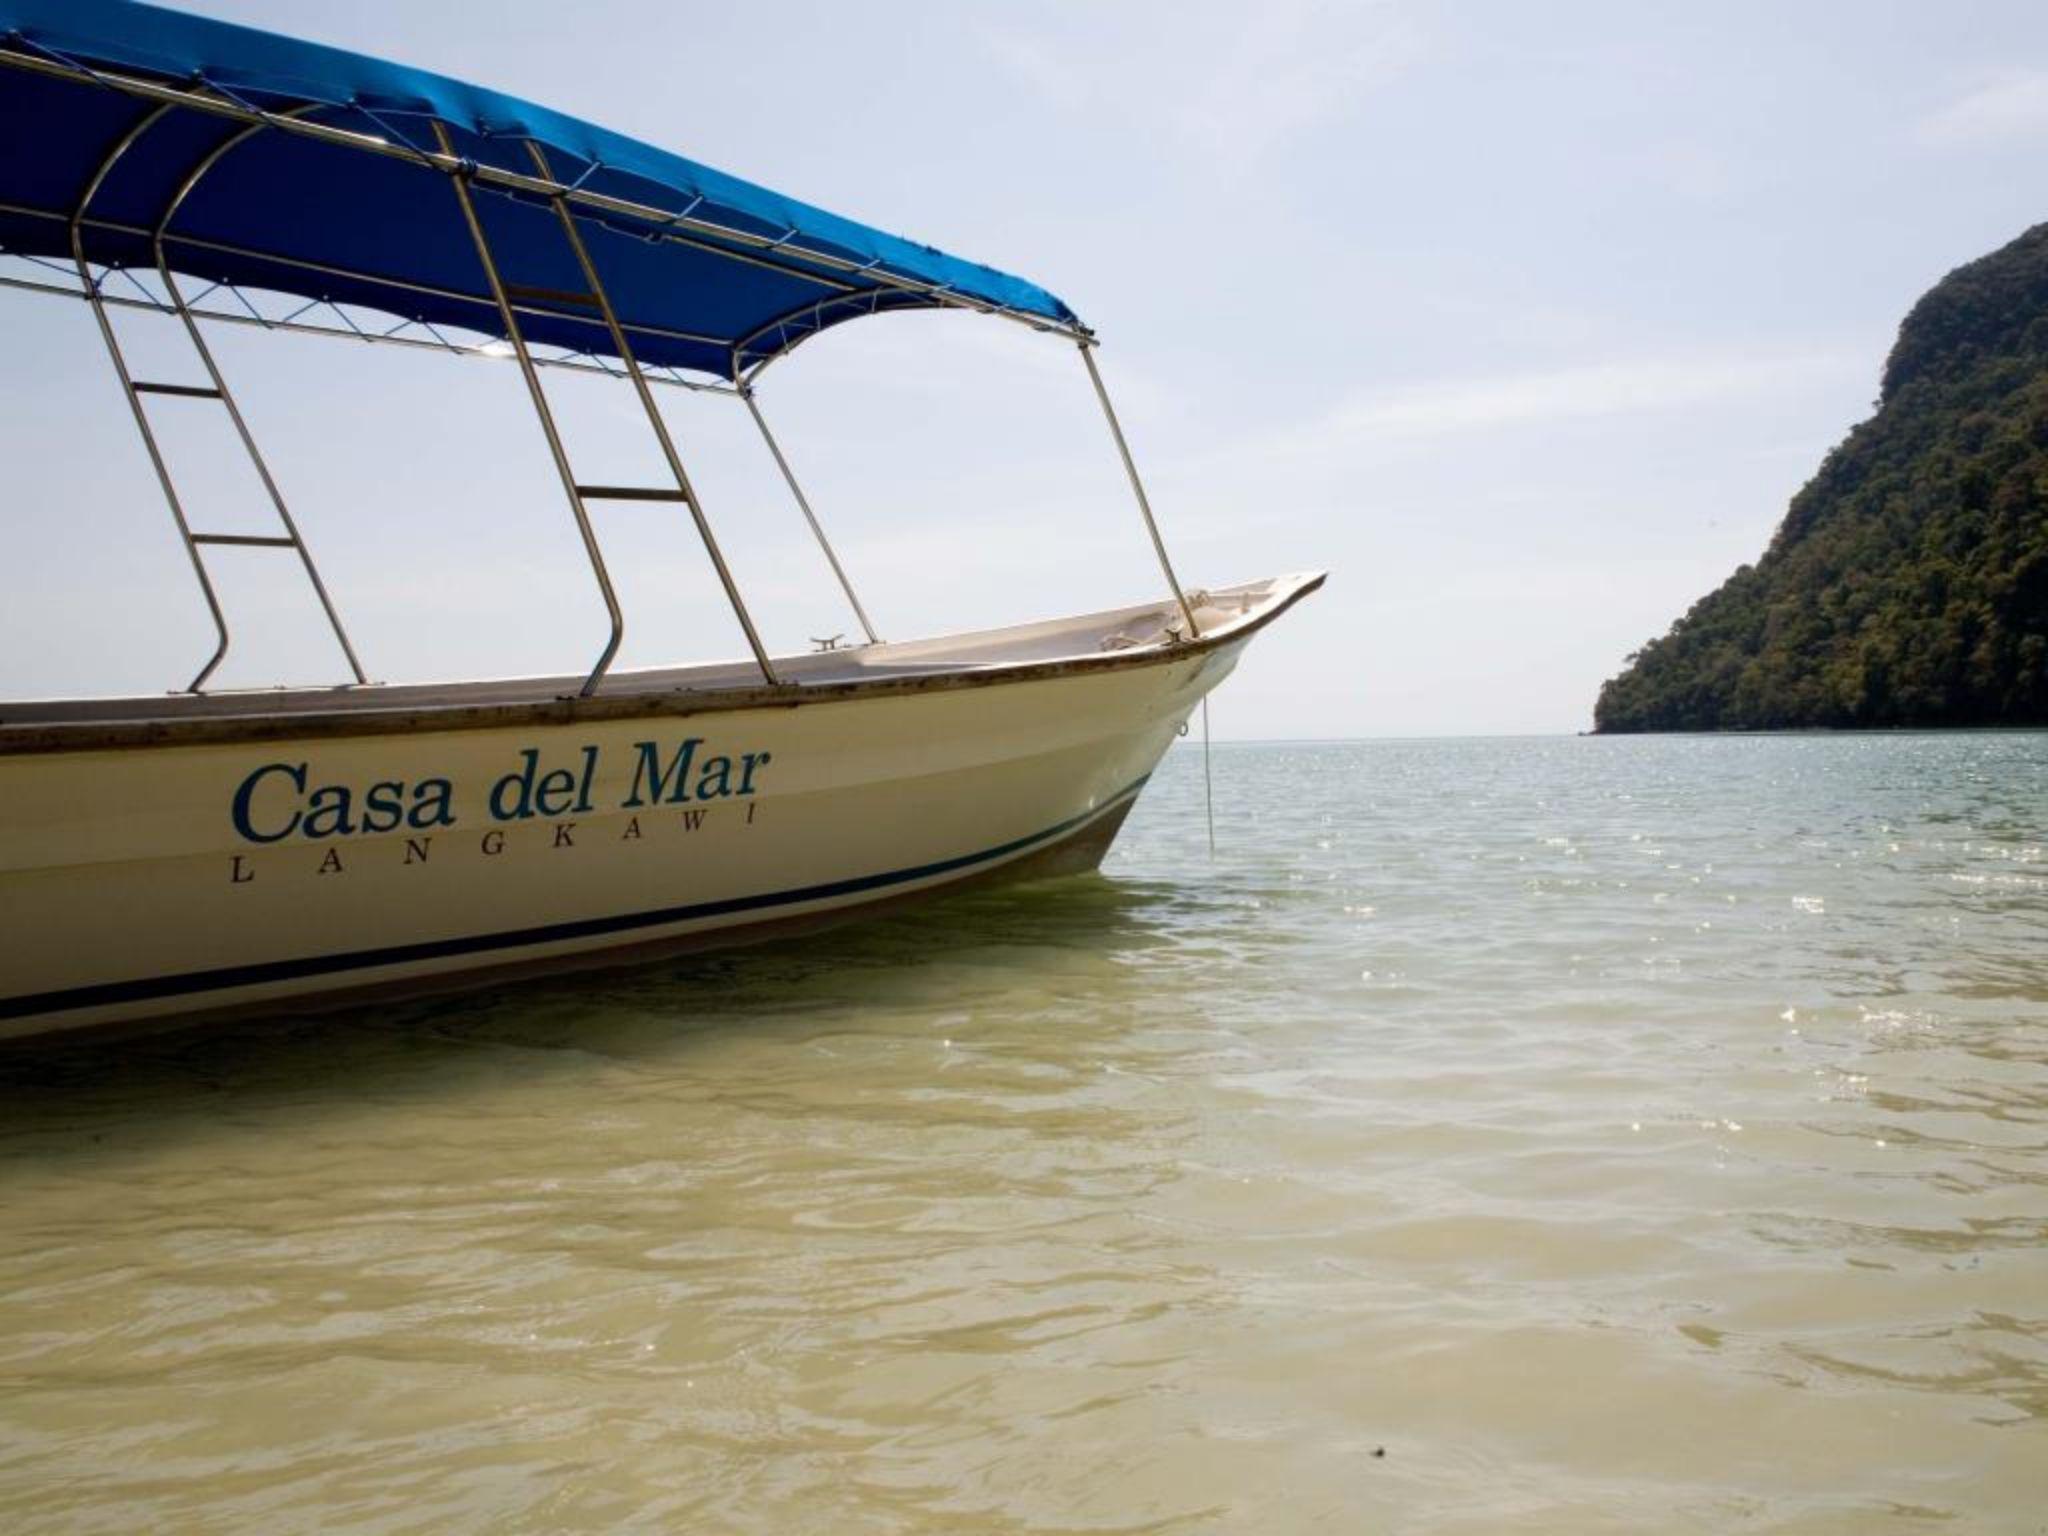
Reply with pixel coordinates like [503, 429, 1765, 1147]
[0, 0, 1322, 1041]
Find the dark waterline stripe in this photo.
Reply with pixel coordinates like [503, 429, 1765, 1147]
[1, 776, 1151, 1021]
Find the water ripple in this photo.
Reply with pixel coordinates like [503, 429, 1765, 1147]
[2, 734, 2046, 1532]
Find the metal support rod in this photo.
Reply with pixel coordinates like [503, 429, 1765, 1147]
[434, 121, 627, 695]
[1077, 342, 1200, 639]
[0, 259, 735, 395]
[528, 141, 779, 687]
[67, 103, 233, 692]
[737, 380, 879, 646]
[154, 109, 368, 686]
[734, 288, 897, 382]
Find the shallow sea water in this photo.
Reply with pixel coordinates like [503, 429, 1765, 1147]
[2, 733, 2046, 1534]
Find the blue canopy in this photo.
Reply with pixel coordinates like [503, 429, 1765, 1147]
[0, 0, 1084, 378]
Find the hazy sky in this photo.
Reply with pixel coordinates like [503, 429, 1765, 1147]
[6, 0, 2048, 736]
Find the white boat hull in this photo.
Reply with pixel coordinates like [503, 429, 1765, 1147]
[0, 576, 1318, 1040]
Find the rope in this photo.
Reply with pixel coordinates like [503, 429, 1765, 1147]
[1202, 696, 1216, 857]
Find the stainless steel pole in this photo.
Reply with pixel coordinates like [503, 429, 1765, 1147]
[154, 108, 369, 687]
[1078, 342, 1200, 639]
[433, 122, 626, 695]
[738, 381, 879, 646]
[527, 142, 780, 686]
[68, 103, 234, 692]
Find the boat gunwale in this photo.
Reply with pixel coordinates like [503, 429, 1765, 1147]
[0, 572, 1323, 757]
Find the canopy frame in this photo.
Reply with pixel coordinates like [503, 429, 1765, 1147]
[68, 94, 369, 693]
[0, 222, 741, 395]
[1079, 344, 1201, 640]
[736, 377, 880, 648]
[433, 122, 777, 693]
[1, 20, 1207, 693]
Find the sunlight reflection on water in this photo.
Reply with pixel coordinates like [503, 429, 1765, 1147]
[2, 734, 2045, 1533]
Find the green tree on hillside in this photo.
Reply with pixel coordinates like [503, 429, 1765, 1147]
[1595, 224, 2048, 732]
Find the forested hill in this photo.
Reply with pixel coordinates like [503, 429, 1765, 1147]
[1594, 223, 2048, 732]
